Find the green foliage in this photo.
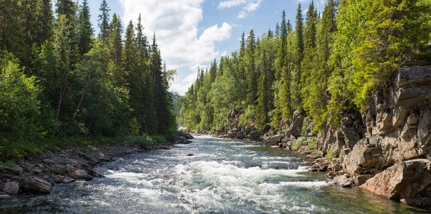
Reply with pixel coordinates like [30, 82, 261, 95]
[305, 137, 317, 150]
[180, 0, 431, 138]
[0, 53, 42, 144]
[0, 0, 179, 161]
[325, 149, 336, 159]
[291, 140, 302, 151]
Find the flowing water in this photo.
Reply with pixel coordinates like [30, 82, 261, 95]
[0, 135, 426, 213]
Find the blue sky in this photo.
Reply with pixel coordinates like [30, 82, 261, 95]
[86, 0, 325, 95]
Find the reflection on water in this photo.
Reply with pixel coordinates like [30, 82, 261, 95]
[0, 135, 426, 213]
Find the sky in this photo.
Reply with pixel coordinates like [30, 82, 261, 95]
[87, 0, 326, 95]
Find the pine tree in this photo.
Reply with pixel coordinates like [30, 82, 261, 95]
[108, 14, 126, 87]
[300, 1, 318, 110]
[98, 0, 110, 43]
[352, 0, 431, 106]
[56, 0, 75, 18]
[0, 0, 24, 60]
[304, 0, 337, 130]
[246, 29, 257, 106]
[294, 3, 304, 110]
[77, 0, 94, 57]
[36, 0, 54, 45]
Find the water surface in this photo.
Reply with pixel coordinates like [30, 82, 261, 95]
[0, 135, 425, 213]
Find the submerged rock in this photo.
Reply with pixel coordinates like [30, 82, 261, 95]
[20, 177, 52, 194]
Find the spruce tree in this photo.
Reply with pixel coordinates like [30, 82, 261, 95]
[246, 29, 257, 106]
[98, 0, 110, 43]
[77, 0, 94, 57]
[295, 3, 304, 110]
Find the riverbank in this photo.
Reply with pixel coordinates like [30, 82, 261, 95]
[0, 133, 194, 198]
[201, 66, 431, 209]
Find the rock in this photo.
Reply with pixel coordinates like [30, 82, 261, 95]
[0, 165, 23, 176]
[186, 154, 194, 156]
[89, 169, 105, 178]
[69, 169, 93, 181]
[20, 177, 52, 194]
[175, 136, 191, 144]
[61, 176, 76, 183]
[236, 131, 245, 139]
[400, 197, 431, 207]
[228, 131, 237, 138]
[2, 181, 19, 195]
[284, 111, 305, 138]
[184, 133, 194, 139]
[264, 135, 283, 146]
[306, 153, 321, 159]
[0, 194, 11, 199]
[333, 174, 353, 187]
[343, 137, 385, 176]
[360, 159, 431, 200]
[248, 131, 260, 141]
[353, 174, 373, 185]
[309, 158, 328, 172]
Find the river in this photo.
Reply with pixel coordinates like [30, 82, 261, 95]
[0, 135, 425, 213]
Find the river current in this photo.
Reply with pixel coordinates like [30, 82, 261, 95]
[0, 135, 425, 213]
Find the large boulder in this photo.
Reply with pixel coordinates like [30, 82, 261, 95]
[343, 136, 386, 176]
[360, 159, 431, 200]
[20, 177, 52, 194]
[264, 135, 283, 146]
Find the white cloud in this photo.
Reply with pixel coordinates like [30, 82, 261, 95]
[244, 0, 262, 12]
[237, 11, 248, 19]
[120, 0, 232, 95]
[218, 0, 247, 9]
[218, 0, 262, 19]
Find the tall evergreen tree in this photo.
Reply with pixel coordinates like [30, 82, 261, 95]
[246, 29, 257, 106]
[77, 0, 93, 57]
[36, 0, 54, 45]
[295, 3, 304, 109]
[98, 0, 110, 42]
[304, 0, 337, 130]
[300, 1, 318, 110]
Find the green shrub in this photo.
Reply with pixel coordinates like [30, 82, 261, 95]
[325, 149, 336, 159]
[291, 140, 302, 151]
[306, 137, 317, 150]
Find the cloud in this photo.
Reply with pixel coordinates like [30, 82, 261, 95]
[244, 0, 262, 12]
[218, 0, 247, 9]
[120, 0, 232, 95]
[218, 0, 262, 19]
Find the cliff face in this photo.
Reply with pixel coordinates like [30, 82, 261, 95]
[341, 65, 431, 204]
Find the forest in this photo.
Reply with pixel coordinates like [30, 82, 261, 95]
[179, 0, 431, 134]
[0, 0, 177, 159]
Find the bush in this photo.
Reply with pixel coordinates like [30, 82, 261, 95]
[325, 149, 336, 159]
[306, 137, 317, 150]
[291, 140, 302, 151]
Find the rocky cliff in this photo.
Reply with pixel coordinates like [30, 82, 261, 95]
[209, 65, 431, 207]
[341, 65, 431, 206]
